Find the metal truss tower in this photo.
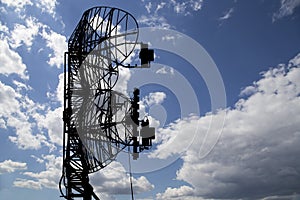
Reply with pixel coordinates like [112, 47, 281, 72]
[60, 6, 155, 200]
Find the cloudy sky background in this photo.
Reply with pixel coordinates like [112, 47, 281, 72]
[0, 0, 300, 199]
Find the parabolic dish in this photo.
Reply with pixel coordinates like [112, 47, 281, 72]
[69, 6, 139, 172]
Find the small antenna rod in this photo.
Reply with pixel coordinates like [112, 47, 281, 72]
[128, 147, 135, 200]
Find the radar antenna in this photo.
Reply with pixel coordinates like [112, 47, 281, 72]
[60, 6, 155, 200]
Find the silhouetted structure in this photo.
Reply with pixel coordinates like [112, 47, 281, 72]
[59, 6, 155, 200]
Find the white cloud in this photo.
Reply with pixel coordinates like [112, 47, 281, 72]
[156, 66, 175, 75]
[239, 85, 257, 96]
[14, 178, 42, 190]
[0, 20, 9, 33]
[273, 0, 300, 21]
[145, 2, 152, 13]
[0, 118, 6, 128]
[149, 114, 207, 159]
[9, 17, 42, 50]
[15, 155, 62, 190]
[18, 142, 153, 197]
[162, 35, 176, 41]
[0, 39, 28, 79]
[143, 92, 166, 106]
[142, 0, 203, 15]
[154, 53, 300, 199]
[114, 67, 131, 95]
[173, 1, 187, 14]
[35, 107, 63, 146]
[1, 0, 59, 20]
[192, 0, 203, 11]
[41, 27, 67, 68]
[35, 0, 58, 17]
[90, 161, 154, 196]
[289, 52, 300, 66]
[0, 0, 66, 152]
[156, 185, 195, 200]
[0, 81, 47, 149]
[56, 73, 64, 104]
[0, 0, 33, 14]
[31, 155, 44, 164]
[138, 92, 167, 129]
[48, 73, 64, 104]
[219, 8, 234, 21]
[261, 194, 300, 200]
[0, 160, 27, 174]
[13, 80, 33, 91]
[8, 124, 46, 150]
[138, 95, 164, 129]
[0, 81, 22, 115]
[156, 67, 168, 74]
[32, 73, 64, 147]
[155, 2, 166, 13]
[138, 15, 171, 29]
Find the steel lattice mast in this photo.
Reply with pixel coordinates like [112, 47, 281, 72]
[60, 7, 155, 200]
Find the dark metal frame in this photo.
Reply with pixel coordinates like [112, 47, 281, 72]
[60, 6, 155, 200]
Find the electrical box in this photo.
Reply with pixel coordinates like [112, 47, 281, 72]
[139, 43, 154, 68]
[141, 126, 155, 146]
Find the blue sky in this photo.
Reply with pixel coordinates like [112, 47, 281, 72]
[0, 0, 300, 199]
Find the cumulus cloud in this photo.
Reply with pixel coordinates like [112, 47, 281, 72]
[35, 107, 63, 146]
[0, 74, 62, 151]
[138, 92, 167, 129]
[0, 0, 58, 18]
[0, 39, 28, 79]
[41, 27, 67, 68]
[33, 73, 64, 147]
[0, 81, 22, 117]
[14, 155, 62, 190]
[36, 0, 58, 17]
[0, 22, 56, 150]
[154, 53, 300, 199]
[0, 77, 62, 151]
[157, 185, 195, 200]
[90, 161, 154, 196]
[0, 160, 27, 174]
[46, 73, 64, 106]
[143, 92, 166, 106]
[0, 0, 67, 195]
[114, 67, 131, 95]
[273, 0, 300, 21]
[289, 52, 300, 66]
[13, 178, 42, 190]
[13, 80, 33, 91]
[0, 0, 33, 14]
[0, 81, 47, 149]
[0, 20, 9, 33]
[9, 17, 42, 50]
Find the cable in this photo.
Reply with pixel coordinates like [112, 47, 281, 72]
[128, 146, 134, 200]
[59, 173, 66, 199]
